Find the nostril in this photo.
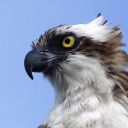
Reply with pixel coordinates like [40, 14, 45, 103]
[39, 51, 45, 54]
[39, 50, 49, 54]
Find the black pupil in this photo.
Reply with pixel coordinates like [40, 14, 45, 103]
[65, 38, 70, 44]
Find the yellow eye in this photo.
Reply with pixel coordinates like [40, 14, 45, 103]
[62, 36, 75, 48]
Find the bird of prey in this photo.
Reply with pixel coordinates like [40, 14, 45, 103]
[24, 14, 128, 128]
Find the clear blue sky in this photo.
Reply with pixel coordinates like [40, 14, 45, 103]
[0, 0, 128, 128]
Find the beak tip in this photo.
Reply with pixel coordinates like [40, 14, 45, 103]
[25, 67, 34, 80]
[29, 73, 34, 80]
[24, 64, 34, 80]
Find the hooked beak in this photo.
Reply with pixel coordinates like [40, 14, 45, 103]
[24, 49, 58, 80]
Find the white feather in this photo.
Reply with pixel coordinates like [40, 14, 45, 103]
[56, 16, 120, 42]
[45, 54, 128, 128]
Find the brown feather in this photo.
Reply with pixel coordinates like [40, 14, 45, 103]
[79, 27, 128, 109]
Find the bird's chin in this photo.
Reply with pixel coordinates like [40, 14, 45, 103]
[42, 67, 56, 77]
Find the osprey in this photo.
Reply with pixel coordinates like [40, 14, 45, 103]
[24, 14, 128, 128]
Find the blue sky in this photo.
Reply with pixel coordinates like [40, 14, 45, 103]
[0, 0, 128, 128]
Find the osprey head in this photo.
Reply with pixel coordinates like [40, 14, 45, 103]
[24, 15, 128, 92]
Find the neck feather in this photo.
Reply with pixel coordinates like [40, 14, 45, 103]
[48, 55, 114, 106]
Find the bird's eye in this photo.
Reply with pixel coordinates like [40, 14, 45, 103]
[62, 36, 75, 48]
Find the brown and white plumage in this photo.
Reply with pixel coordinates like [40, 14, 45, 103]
[25, 14, 128, 128]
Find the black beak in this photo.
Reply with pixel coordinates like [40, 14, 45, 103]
[24, 49, 55, 80]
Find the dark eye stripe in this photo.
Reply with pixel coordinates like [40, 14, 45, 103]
[47, 32, 79, 51]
